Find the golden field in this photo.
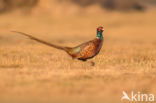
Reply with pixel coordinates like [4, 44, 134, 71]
[0, 1, 156, 102]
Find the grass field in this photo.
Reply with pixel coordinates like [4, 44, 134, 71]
[0, 9, 156, 103]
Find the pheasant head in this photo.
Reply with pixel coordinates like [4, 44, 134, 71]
[96, 26, 104, 40]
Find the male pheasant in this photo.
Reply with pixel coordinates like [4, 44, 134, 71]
[12, 27, 104, 61]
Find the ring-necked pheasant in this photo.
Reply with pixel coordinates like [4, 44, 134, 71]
[12, 26, 104, 61]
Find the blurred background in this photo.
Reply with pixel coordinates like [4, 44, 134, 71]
[0, 0, 155, 13]
[0, 0, 156, 103]
[0, 0, 155, 42]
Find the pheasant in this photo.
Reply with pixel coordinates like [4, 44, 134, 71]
[12, 26, 104, 62]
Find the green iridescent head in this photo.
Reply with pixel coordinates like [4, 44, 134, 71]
[96, 26, 104, 40]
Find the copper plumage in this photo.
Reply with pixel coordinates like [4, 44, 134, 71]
[12, 27, 104, 61]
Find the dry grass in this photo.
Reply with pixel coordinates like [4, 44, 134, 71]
[0, 9, 156, 103]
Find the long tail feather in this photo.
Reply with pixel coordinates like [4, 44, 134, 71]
[11, 31, 66, 50]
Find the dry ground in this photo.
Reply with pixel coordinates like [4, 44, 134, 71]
[0, 9, 156, 103]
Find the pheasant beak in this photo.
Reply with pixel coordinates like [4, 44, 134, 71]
[102, 28, 104, 31]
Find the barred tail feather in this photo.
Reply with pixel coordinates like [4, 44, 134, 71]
[11, 31, 66, 50]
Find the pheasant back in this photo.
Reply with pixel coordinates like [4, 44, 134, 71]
[65, 38, 103, 61]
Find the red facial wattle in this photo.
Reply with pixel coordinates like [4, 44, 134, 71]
[98, 27, 103, 31]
